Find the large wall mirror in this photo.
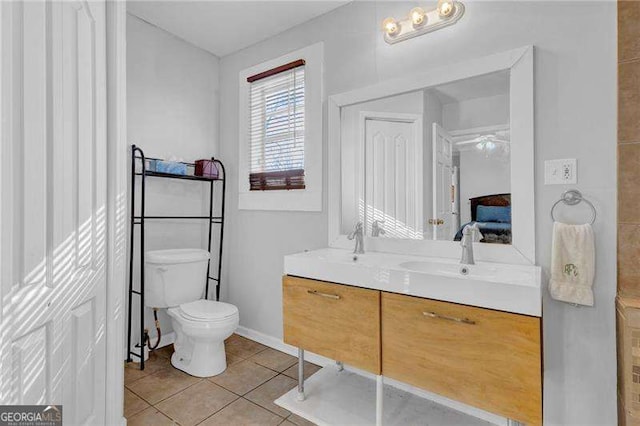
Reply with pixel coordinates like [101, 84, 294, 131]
[328, 47, 535, 264]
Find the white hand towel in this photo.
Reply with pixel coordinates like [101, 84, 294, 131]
[549, 222, 595, 306]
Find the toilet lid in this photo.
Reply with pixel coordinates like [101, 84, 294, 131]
[178, 299, 238, 322]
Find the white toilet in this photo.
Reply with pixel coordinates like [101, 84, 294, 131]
[145, 248, 239, 377]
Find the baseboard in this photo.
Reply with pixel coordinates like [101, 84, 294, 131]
[235, 325, 507, 425]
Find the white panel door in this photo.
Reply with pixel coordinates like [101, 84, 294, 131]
[363, 115, 423, 239]
[432, 123, 456, 240]
[0, 1, 107, 424]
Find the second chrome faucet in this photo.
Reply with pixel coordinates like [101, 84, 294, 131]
[348, 221, 365, 254]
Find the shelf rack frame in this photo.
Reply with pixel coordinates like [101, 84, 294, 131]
[126, 144, 226, 370]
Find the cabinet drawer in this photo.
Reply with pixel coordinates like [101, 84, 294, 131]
[283, 276, 381, 374]
[382, 292, 541, 425]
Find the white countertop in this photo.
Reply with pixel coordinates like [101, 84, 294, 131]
[284, 248, 542, 317]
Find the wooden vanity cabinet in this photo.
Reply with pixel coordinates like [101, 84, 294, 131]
[382, 292, 542, 425]
[282, 276, 381, 374]
[282, 276, 542, 424]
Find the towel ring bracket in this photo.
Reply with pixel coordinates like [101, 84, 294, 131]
[550, 189, 596, 225]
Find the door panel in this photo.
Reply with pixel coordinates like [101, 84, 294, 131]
[363, 115, 423, 239]
[432, 123, 455, 240]
[1, 1, 107, 423]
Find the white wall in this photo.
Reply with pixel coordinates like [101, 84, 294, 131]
[127, 14, 220, 345]
[218, 2, 617, 424]
[443, 93, 509, 130]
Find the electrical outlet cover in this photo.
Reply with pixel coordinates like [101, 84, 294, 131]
[545, 159, 577, 185]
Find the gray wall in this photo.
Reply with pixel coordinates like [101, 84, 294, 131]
[218, 2, 617, 424]
[127, 14, 220, 343]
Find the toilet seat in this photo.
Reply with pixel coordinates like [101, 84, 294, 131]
[177, 299, 238, 323]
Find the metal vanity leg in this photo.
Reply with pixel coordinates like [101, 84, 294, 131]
[507, 420, 524, 426]
[376, 375, 383, 426]
[336, 361, 344, 372]
[297, 348, 305, 401]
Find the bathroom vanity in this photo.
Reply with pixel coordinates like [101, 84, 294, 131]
[282, 248, 542, 425]
[280, 46, 541, 426]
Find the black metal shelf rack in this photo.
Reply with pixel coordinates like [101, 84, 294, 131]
[126, 144, 226, 370]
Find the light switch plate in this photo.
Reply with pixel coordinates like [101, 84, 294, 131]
[544, 159, 577, 185]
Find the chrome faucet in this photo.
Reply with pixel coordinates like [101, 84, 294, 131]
[347, 221, 365, 254]
[371, 220, 386, 237]
[460, 225, 480, 265]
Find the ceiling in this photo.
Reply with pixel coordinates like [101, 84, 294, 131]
[431, 70, 510, 104]
[127, 1, 350, 57]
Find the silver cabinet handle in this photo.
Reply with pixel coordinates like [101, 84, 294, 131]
[423, 311, 476, 325]
[307, 290, 341, 300]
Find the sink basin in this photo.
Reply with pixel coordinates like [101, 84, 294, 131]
[398, 260, 537, 287]
[284, 248, 542, 316]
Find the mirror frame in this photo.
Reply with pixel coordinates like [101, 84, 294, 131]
[328, 46, 535, 265]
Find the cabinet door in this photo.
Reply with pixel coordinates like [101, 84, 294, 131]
[283, 276, 381, 374]
[382, 292, 541, 425]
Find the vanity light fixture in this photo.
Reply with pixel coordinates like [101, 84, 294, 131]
[382, 1, 465, 44]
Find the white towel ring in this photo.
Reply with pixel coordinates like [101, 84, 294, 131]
[550, 189, 596, 225]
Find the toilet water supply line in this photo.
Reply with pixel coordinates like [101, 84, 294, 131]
[144, 308, 162, 351]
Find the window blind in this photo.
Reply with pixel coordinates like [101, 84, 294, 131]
[248, 60, 305, 191]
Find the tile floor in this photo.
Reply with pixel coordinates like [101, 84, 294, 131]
[124, 334, 321, 426]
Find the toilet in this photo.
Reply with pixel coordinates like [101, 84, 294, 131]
[145, 248, 239, 377]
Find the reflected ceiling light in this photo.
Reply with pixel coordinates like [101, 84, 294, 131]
[382, 17, 400, 36]
[382, 2, 464, 45]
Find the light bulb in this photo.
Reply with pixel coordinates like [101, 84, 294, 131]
[410, 7, 426, 27]
[382, 17, 399, 36]
[437, 0, 455, 17]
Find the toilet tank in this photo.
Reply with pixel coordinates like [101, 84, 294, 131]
[144, 249, 210, 308]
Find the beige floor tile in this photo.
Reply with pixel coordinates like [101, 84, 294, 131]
[245, 375, 297, 417]
[127, 366, 202, 404]
[126, 407, 175, 426]
[124, 363, 150, 386]
[286, 413, 317, 426]
[209, 360, 278, 395]
[154, 344, 174, 359]
[226, 335, 268, 359]
[199, 398, 283, 426]
[226, 350, 245, 366]
[279, 421, 296, 426]
[156, 380, 238, 426]
[250, 348, 297, 372]
[124, 355, 171, 386]
[281, 362, 321, 381]
[124, 388, 150, 418]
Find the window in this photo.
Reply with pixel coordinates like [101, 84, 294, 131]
[248, 60, 305, 191]
[238, 43, 323, 211]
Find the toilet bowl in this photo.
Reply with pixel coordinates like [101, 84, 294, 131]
[145, 249, 239, 377]
[168, 299, 239, 377]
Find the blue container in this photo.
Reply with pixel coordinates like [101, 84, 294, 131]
[156, 160, 187, 175]
[145, 159, 157, 172]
